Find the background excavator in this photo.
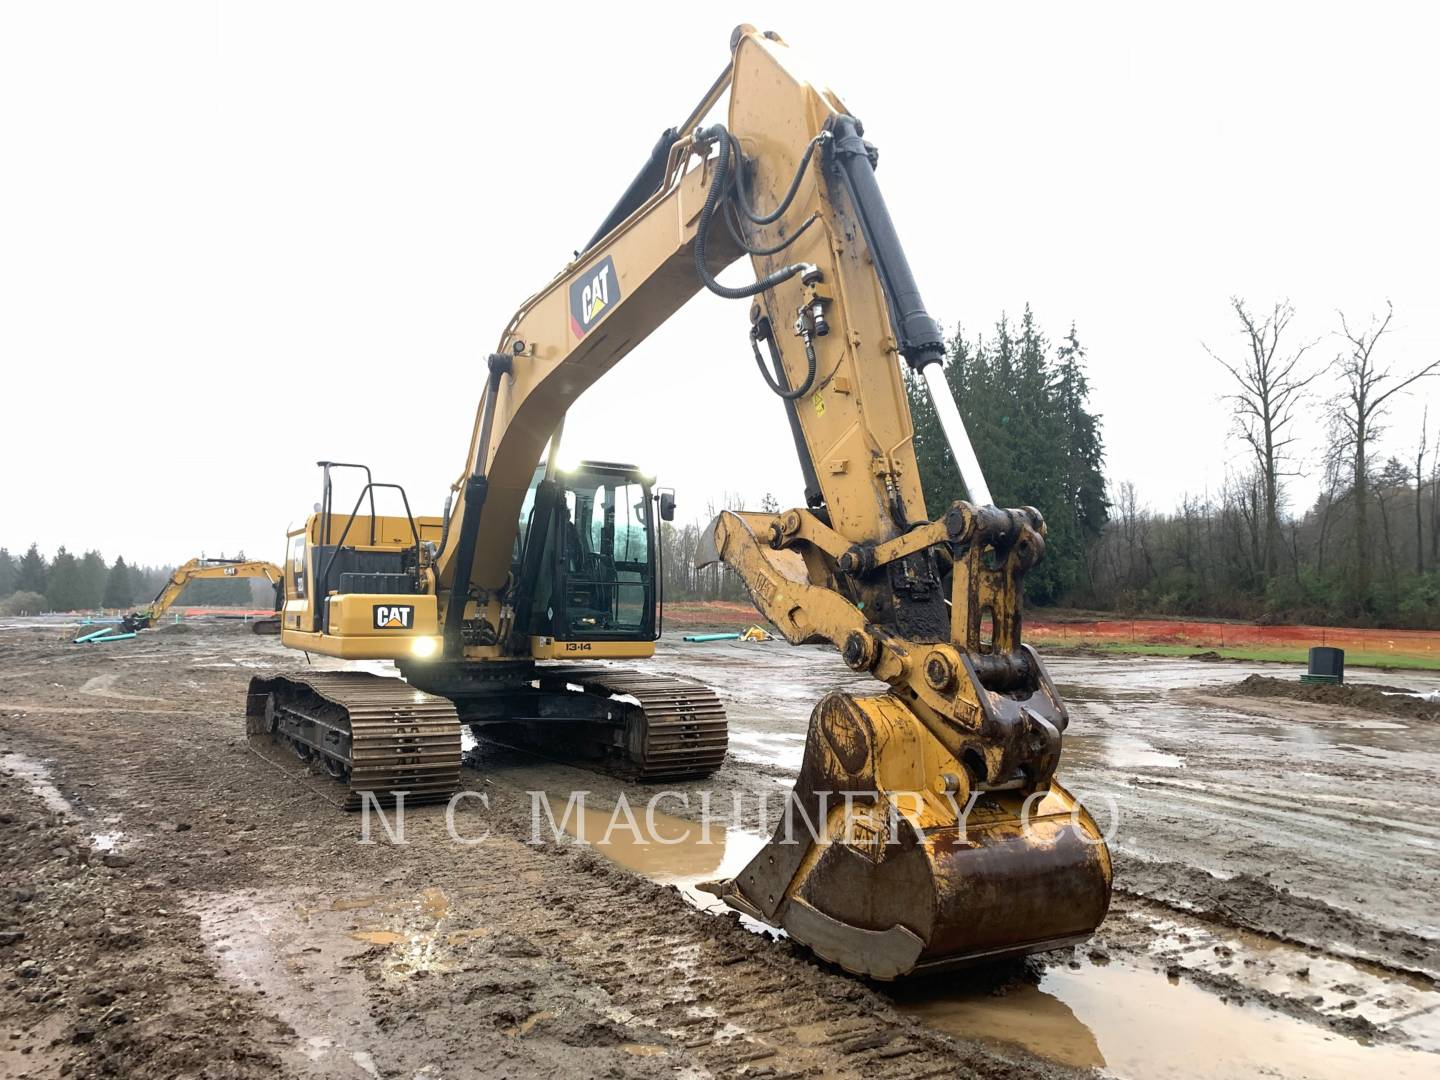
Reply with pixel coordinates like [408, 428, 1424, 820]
[123, 557, 283, 634]
[247, 25, 1111, 979]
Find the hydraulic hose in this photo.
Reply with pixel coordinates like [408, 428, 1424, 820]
[724, 201, 819, 257]
[751, 322, 817, 401]
[728, 131, 824, 225]
[693, 124, 813, 300]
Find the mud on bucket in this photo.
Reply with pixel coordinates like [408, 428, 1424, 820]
[702, 690, 1112, 979]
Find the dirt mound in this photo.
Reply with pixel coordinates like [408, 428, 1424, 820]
[1189, 650, 1226, 661]
[1224, 674, 1440, 721]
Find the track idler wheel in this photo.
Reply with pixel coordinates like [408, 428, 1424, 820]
[704, 691, 1112, 979]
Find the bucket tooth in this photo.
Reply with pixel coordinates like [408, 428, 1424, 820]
[705, 690, 1112, 979]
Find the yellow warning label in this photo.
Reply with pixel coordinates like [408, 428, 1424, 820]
[812, 392, 826, 416]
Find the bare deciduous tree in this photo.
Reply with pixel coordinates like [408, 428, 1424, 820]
[1330, 301, 1440, 611]
[1414, 407, 1428, 575]
[1205, 298, 1318, 581]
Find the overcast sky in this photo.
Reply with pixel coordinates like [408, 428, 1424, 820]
[3, 2, 1438, 567]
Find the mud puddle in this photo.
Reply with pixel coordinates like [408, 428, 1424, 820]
[541, 794, 768, 919]
[890, 954, 1437, 1078]
[1066, 727, 1185, 770]
[199, 890, 394, 1075]
[1, 752, 129, 859]
[725, 730, 806, 771]
[1119, 904, 1440, 1050]
[1, 750, 77, 817]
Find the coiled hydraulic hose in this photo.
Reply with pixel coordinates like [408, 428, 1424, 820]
[693, 124, 814, 300]
[751, 321, 817, 401]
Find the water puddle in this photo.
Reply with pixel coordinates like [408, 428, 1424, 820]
[1106, 738, 1184, 770]
[200, 892, 392, 1073]
[1, 752, 134, 854]
[329, 895, 383, 912]
[331, 886, 475, 976]
[542, 795, 768, 919]
[1065, 712, 1185, 770]
[1125, 906, 1440, 1050]
[504, 1010, 555, 1037]
[620, 1042, 668, 1057]
[725, 730, 806, 772]
[890, 954, 1437, 1078]
[2, 751, 77, 816]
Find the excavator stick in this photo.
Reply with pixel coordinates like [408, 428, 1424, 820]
[699, 501, 1113, 977]
[702, 691, 1111, 979]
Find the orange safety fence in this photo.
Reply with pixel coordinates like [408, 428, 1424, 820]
[1025, 617, 1440, 660]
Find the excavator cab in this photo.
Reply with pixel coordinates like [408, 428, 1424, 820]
[513, 461, 664, 645]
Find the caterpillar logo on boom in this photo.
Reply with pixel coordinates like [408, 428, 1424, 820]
[568, 254, 621, 338]
[372, 604, 415, 630]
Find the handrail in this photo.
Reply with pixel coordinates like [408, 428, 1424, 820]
[317, 482, 422, 605]
[316, 461, 377, 547]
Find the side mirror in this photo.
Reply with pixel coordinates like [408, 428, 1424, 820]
[658, 490, 677, 522]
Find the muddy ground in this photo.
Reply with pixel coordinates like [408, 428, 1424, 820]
[1, 620, 1437, 1079]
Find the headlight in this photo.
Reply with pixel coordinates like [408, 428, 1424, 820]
[410, 636, 440, 658]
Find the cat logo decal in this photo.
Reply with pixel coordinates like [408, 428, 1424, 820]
[373, 604, 415, 630]
[568, 255, 620, 338]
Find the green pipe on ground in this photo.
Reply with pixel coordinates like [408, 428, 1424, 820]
[682, 632, 742, 643]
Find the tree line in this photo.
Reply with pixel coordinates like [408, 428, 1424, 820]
[659, 298, 1437, 630]
[657, 494, 773, 603]
[1079, 300, 1439, 627]
[0, 545, 253, 616]
[17, 295, 1433, 630]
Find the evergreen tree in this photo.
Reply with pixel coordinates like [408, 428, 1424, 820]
[132, 565, 168, 606]
[78, 550, 108, 610]
[908, 310, 1108, 605]
[182, 577, 254, 606]
[16, 543, 47, 595]
[1054, 326, 1109, 585]
[0, 548, 16, 598]
[103, 557, 136, 608]
[46, 547, 81, 611]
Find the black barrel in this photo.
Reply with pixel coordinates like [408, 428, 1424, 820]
[1308, 646, 1345, 684]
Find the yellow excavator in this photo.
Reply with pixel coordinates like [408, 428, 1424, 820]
[247, 25, 1111, 979]
[124, 557, 283, 634]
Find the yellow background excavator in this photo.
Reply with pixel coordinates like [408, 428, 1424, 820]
[247, 25, 1111, 979]
[124, 557, 283, 634]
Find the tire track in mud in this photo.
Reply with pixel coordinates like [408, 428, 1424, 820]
[1112, 853, 1440, 982]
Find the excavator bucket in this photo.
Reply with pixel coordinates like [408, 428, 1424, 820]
[703, 691, 1112, 979]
